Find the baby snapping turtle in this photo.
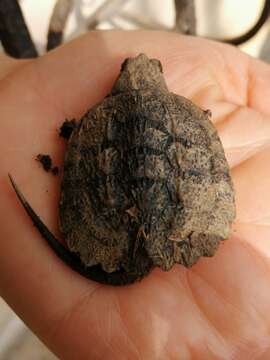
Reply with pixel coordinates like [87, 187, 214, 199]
[10, 54, 235, 285]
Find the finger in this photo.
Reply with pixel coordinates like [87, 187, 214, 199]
[232, 146, 270, 225]
[246, 57, 270, 117]
[188, 237, 270, 355]
[216, 107, 270, 168]
[16, 31, 252, 119]
[207, 40, 270, 117]
[6, 30, 270, 123]
[234, 222, 270, 261]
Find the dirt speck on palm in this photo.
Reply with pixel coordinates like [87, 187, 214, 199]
[36, 154, 59, 176]
[36, 154, 52, 172]
[59, 119, 77, 140]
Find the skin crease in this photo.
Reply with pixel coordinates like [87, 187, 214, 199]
[0, 30, 270, 359]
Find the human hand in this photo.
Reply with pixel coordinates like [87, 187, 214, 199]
[1, 31, 270, 359]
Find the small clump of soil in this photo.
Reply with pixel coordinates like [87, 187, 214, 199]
[36, 154, 59, 176]
[36, 154, 52, 172]
[59, 119, 77, 140]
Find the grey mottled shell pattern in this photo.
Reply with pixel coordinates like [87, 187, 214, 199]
[59, 54, 235, 278]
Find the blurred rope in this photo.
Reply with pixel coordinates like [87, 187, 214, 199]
[223, 0, 270, 45]
[0, 0, 38, 58]
[0, 0, 269, 58]
[47, 0, 74, 51]
[174, 0, 196, 35]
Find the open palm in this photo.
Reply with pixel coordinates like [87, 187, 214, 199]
[1, 31, 270, 359]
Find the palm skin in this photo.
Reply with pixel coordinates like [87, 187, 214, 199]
[1, 30, 270, 359]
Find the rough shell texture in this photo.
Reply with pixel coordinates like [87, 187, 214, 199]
[59, 54, 235, 283]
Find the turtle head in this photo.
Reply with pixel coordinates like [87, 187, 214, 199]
[111, 54, 168, 94]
